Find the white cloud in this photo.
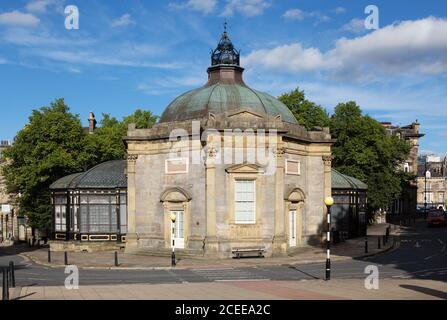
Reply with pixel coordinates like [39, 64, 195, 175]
[334, 7, 346, 14]
[112, 14, 135, 27]
[341, 18, 367, 34]
[222, 0, 271, 17]
[243, 17, 447, 80]
[0, 57, 8, 64]
[283, 9, 304, 21]
[243, 43, 324, 72]
[31, 50, 182, 69]
[282, 8, 329, 24]
[25, 0, 55, 14]
[0, 10, 40, 27]
[169, 0, 217, 14]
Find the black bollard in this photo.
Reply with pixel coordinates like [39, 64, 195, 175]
[378, 236, 381, 249]
[383, 235, 386, 246]
[48, 249, 51, 263]
[114, 251, 119, 267]
[9, 261, 15, 288]
[2, 268, 8, 301]
[64, 251, 68, 266]
[365, 236, 368, 253]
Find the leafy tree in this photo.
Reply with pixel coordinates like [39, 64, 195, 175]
[2, 100, 158, 229]
[279, 88, 330, 130]
[123, 109, 158, 129]
[1, 99, 86, 229]
[330, 102, 411, 211]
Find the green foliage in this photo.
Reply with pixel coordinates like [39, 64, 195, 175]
[123, 109, 158, 129]
[330, 102, 411, 211]
[278, 88, 330, 130]
[2, 99, 86, 229]
[2, 100, 158, 229]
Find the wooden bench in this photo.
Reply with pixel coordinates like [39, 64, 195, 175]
[231, 246, 265, 259]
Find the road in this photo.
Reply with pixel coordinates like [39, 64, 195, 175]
[1, 221, 446, 288]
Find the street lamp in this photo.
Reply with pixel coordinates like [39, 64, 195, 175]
[170, 213, 177, 267]
[424, 159, 428, 220]
[324, 196, 334, 281]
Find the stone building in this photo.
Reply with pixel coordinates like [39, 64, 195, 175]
[124, 30, 334, 258]
[417, 155, 447, 210]
[382, 121, 425, 217]
[50, 30, 341, 258]
[0, 140, 18, 242]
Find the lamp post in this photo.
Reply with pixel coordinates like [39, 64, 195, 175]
[170, 213, 177, 267]
[324, 196, 334, 281]
[424, 159, 428, 220]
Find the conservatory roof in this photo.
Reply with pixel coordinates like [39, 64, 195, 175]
[50, 160, 127, 190]
[332, 169, 368, 190]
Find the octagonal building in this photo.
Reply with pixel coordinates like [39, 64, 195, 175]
[124, 30, 334, 258]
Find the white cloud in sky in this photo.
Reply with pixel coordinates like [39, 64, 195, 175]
[0, 10, 40, 27]
[25, 0, 55, 14]
[0, 57, 8, 64]
[282, 9, 304, 21]
[169, 0, 217, 14]
[334, 7, 346, 14]
[282, 8, 330, 24]
[341, 18, 367, 34]
[112, 14, 135, 27]
[243, 17, 447, 80]
[221, 0, 271, 17]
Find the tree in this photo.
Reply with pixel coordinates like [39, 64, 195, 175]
[2, 100, 159, 229]
[80, 109, 158, 169]
[123, 109, 158, 129]
[279, 88, 330, 130]
[1, 99, 86, 229]
[330, 102, 411, 211]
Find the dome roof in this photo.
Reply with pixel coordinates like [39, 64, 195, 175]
[159, 28, 298, 125]
[159, 82, 298, 124]
[50, 160, 127, 190]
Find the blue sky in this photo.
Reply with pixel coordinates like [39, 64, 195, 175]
[0, 0, 446, 156]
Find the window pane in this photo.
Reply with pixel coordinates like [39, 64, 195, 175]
[235, 180, 255, 224]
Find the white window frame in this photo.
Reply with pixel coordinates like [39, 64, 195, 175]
[165, 157, 189, 174]
[286, 160, 301, 175]
[234, 179, 256, 224]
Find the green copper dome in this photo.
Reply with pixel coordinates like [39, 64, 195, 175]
[159, 82, 298, 124]
[159, 29, 298, 125]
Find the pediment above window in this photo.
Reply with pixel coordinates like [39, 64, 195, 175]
[225, 163, 265, 174]
[160, 187, 192, 203]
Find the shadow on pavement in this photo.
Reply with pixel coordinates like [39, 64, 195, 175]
[400, 285, 447, 300]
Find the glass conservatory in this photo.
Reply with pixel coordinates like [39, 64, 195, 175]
[50, 160, 127, 243]
[331, 169, 368, 240]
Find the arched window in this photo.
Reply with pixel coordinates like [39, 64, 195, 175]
[426, 171, 431, 179]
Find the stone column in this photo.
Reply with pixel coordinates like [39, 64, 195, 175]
[125, 154, 138, 252]
[272, 146, 287, 256]
[204, 145, 218, 256]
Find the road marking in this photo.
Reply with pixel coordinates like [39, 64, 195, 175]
[216, 279, 270, 282]
[438, 238, 444, 245]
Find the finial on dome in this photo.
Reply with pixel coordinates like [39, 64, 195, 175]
[211, 21, 240, 66]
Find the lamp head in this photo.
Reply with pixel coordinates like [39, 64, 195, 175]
[324, 196, 334, 207]
[170, 213, 177, 223]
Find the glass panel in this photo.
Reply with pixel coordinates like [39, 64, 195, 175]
[235, 180, 255, 223]
[89, 196, 111, 204]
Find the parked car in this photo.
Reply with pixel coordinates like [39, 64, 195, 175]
[427, 211, 447, 227]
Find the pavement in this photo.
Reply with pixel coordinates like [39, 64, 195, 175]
[11, 278, 447, 300]
[17, 223, 397, 270]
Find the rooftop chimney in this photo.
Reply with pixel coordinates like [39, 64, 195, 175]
[88, 112, 97, 134]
